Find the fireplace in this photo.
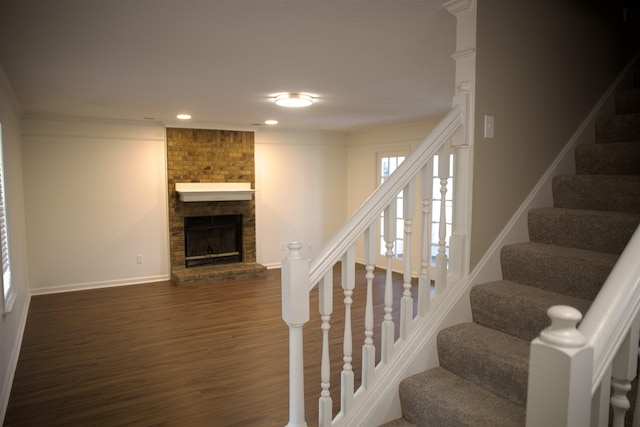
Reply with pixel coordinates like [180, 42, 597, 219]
[167, 128, 266, 285]
[184, 215, 242, 268]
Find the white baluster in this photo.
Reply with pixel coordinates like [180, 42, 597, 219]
[382, 202, 396, 364]
[340, 247, 355, 416]
[318, 271, 333, 427]
[611, 379, 631, 427]
[610, 312, 640, 427]
[282, 242, 310, 427]
[401, 180, 415, 340]
[418, 163, 432, 317]
[435, 147, 449, 295]
[526, 305, 592, 427]
[361, 226, 377, 389]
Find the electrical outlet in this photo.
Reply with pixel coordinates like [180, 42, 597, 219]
[136, 255, 143, 264]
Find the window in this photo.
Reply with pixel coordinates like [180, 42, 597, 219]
[431, 153, 454, 265]
[376, 151, 454, 266]
[378, 154, 406, 259]
[1, 124, 15, 314]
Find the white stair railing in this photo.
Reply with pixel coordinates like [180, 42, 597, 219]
[526, 225, 640, 427]
[282, 90, 472, 425]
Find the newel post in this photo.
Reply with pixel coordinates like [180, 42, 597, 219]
[526, 306, 593, 427]
[282, 242, 310, 427]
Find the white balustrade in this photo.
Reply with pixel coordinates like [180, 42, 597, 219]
[526, 226, 640, 427]
[282, 101, 466, 426]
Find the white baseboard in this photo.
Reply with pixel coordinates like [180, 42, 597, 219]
[1, 293, 31, 425]
[29, 274, 171, 296]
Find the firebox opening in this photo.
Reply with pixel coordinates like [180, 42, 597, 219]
[184, 215, 242, 268]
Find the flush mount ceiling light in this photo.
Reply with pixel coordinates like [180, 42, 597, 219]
[274, 93, 313, 108]
[265, 119, 279, 125]
[176, 114, 192, 120]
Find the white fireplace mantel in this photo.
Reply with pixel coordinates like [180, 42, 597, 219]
[175, 182, 254, 202]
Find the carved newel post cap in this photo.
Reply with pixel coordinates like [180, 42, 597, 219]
[540, 305, 586, 348]
[286, 242, 304, 260]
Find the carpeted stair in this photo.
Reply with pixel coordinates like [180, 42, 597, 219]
[380, 67, 640, 427]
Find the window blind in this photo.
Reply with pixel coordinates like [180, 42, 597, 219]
[0, 125, 13, 313]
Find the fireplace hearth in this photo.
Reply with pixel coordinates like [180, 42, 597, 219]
[184, 215, 242, 268]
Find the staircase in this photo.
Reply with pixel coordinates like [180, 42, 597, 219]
[381, 68, 640, 426]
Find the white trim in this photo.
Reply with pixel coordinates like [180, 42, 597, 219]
[29, 275, 170, 296]
[175, 182, 254, 202]
[0, 294, 30, 425]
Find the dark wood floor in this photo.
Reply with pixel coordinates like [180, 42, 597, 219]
[5, 265, 413, 427]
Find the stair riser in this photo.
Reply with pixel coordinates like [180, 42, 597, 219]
[470, 281, 591, 342]
[528, 208, 640, 254]
[500, 244, 616, 300]
[615, 88, 640, 114]
[399, 368, 525, 427]
[552, 175, 640, 214]
[438, 325, 529, 407]
[595, 113, 640, 144]
[575, 142, 640, 175]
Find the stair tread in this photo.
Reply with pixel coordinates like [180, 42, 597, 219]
[471, 280, 591, 342]
[528, 207, 640, 254]
[575, 141, 640, 175]
[552, 175, 640, 213]
[438, 322, 529, 406]
[501, 242, 618, 300]
[399, 367, 525, 427]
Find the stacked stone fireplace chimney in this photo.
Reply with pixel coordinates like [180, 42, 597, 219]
[166, 128, 266, 285]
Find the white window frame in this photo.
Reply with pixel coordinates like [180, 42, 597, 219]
[1, 123, 15, 314]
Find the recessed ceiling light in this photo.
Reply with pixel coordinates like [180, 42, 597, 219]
[274, 93, 313, 108]
[176, 114, 191, 120]
[265, 120, 278, 125]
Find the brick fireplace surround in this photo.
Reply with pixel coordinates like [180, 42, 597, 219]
[166, 128, 266, 285]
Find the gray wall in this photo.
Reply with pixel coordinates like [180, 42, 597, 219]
[470, 0, 626, 268]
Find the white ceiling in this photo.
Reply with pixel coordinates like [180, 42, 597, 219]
[0, 0, 456, 131]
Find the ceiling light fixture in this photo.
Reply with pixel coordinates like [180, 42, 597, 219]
[274, 93, 313, 108]
[176, 114, 192, 120]
[265, 120, 279, 125]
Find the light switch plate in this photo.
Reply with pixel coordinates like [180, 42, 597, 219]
[484, 115, 495, 139]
